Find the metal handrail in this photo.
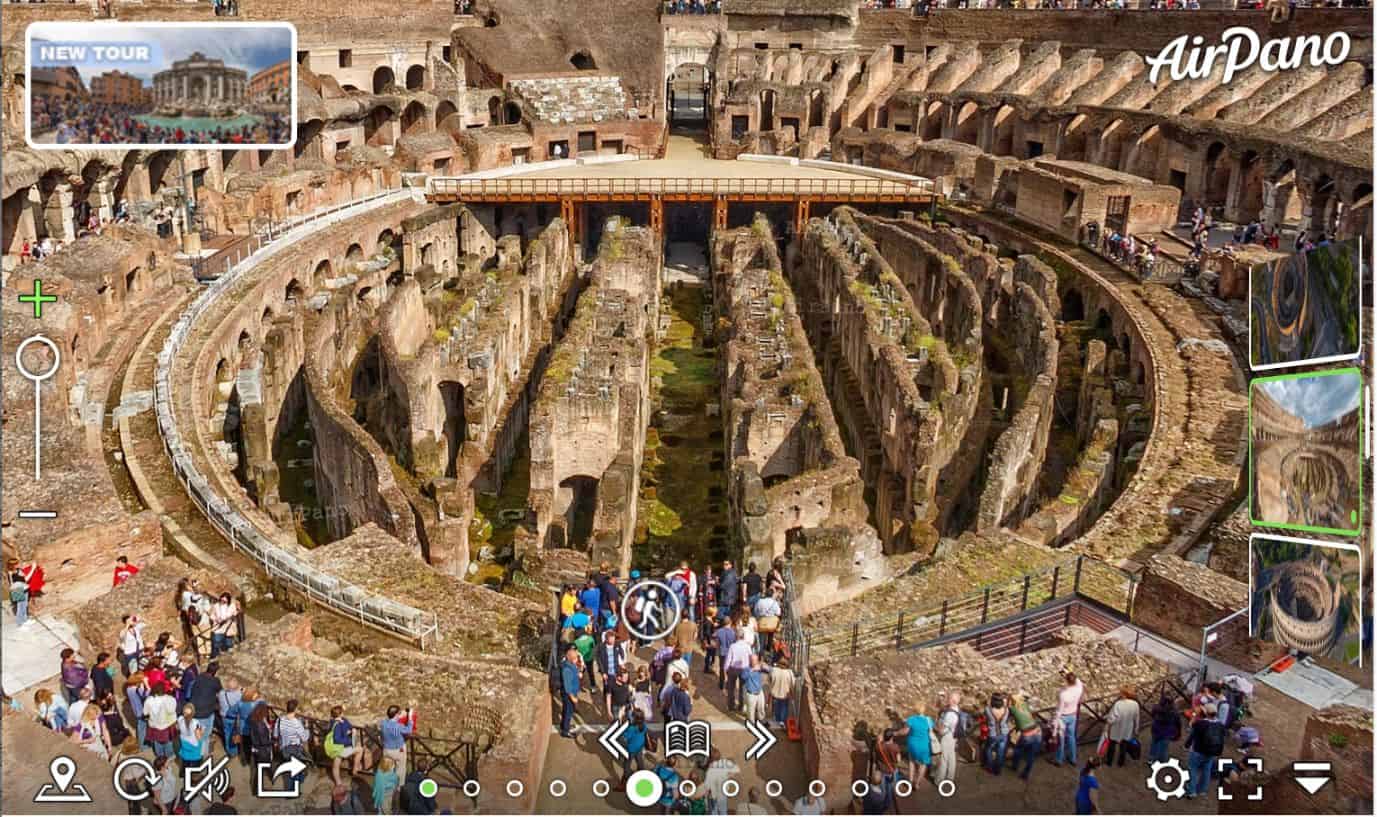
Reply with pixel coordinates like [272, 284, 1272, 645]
[153, 189, 443, 648]
[804, 555, 1137, 662]
[428, 175, 936, 199]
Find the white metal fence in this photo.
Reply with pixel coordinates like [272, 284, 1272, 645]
[154, 188, 442, 649]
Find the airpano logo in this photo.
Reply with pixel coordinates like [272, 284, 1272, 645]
[1145, 27, 1351, 85]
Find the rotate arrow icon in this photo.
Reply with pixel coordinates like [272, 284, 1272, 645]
[598, 719, 630, 760]
[744, 720, 777, 761]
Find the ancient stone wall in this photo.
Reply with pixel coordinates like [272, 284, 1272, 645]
[978, 279, 1059, 532]
[712, 218, 886, 613]
[1131, 554, 1280, 673]
[525, 218, 659, 572]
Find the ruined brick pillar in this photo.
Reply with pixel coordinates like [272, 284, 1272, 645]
[44, 182, 76, 242]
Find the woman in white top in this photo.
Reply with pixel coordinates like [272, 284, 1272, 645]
[209, 593, 240, 657]
[144, 684, 179, 760]
[71, 704, 111, 760]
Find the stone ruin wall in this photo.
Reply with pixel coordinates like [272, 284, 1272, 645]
[711, 218, 886, 615]
[525, 219, 661, 573]
[298, 207, 576, 576]
[215, 612, 550, 816]
[1131, 554, 1279, 674]
[794, 207, 987, 557]
[977, 269, 1059, 532]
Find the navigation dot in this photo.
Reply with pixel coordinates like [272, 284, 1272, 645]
[419, 778, 439, 798]
[548, 779, 567, 798]
[808, 780, 826, 797]
[592, 779, 611, 798]
[764, 780, 783, 798]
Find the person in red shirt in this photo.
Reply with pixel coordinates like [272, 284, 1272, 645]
[113, 555, 140, 587]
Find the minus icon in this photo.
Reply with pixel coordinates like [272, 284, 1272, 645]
[17, 510, 57, 520]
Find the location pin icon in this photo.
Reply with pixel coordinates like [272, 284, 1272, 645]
[50, 757, 75, 792]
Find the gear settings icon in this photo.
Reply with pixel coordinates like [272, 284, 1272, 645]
[1146, 758, 1189, 801]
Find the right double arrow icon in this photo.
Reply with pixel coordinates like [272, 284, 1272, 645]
[598, 719, 630, 761]
[744, 720, 777, 761]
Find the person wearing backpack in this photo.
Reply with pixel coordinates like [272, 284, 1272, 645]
[1184, 703, 1227, 799]
[983, 692, 1012, 774]
[933, 691, 965, 786]
[325, 705, 369, 785]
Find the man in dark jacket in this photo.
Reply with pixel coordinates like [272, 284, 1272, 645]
[1184, 704, 1226, 800]
[717, 561, 739, 612]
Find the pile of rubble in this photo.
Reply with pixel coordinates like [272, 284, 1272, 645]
[808, 629, 1174, 727]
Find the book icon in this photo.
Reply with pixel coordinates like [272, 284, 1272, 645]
[664, 719, 712, 759]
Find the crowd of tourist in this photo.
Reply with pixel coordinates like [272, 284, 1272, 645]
[12, 558, 455, 814]
[31, 94, 289, 146]
[554, 558, 1264, 814]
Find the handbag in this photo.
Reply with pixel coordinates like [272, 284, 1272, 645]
[1096, 734, 1109, 757]
[1126, 737, 1141, 760]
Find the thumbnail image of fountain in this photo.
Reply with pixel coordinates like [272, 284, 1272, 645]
[1250, 369, 1362, 534]
[1250, 536, 1362, 664]
[1250, 239, 1362, 369]
[28, 22, 292, 147]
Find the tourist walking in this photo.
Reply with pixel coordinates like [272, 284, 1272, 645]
[246, 702, 274, 770]
[1184, 703, 1226, 800]
[275, 699, 311, 783]
[717, 560, 739, 611]
[325, 705, 368, 784]
[379, 703, 415, 768]
[189, 662, 223, 747]
[712, 616, 736, 692]
[119, 615, 146, 676]
[60, 648, 90, 704]
[723, 628, 752, 711]
[702, 748, 739, 815]
[897, 701, 933, 789]
[1055, 671, 1084, 766]
[113, 555, 141, 587]
[1148, 695, 1181, 763]
[983, 692, 1011, 774]
[217, 678, 244, 759]
[767, 657, 794, 728]
[372, 756, 400, 814]
[1075, 756, 1101, 814]
[1102, 686, 1140, 767]
[177, 703, 206, 772]
[145, 682, 179, 759]
[741, 654, 767, 721]
[8, 565, 30, 627]
[34, 688, 69, 733]
[933, 692, 962, 785]
[619, 710, 650, 786]
[559, 648, 581, 738]
[1010, 691, 1042, 781]
[209, 593, 240, 657]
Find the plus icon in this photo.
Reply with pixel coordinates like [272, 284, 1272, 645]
[18, 279, 58, 319]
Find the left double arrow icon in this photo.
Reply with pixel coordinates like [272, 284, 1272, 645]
[598, 719, 630, 760]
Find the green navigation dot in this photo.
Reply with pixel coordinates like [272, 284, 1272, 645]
[636, 779, 654, 798]
[419, 779, 439, 798]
